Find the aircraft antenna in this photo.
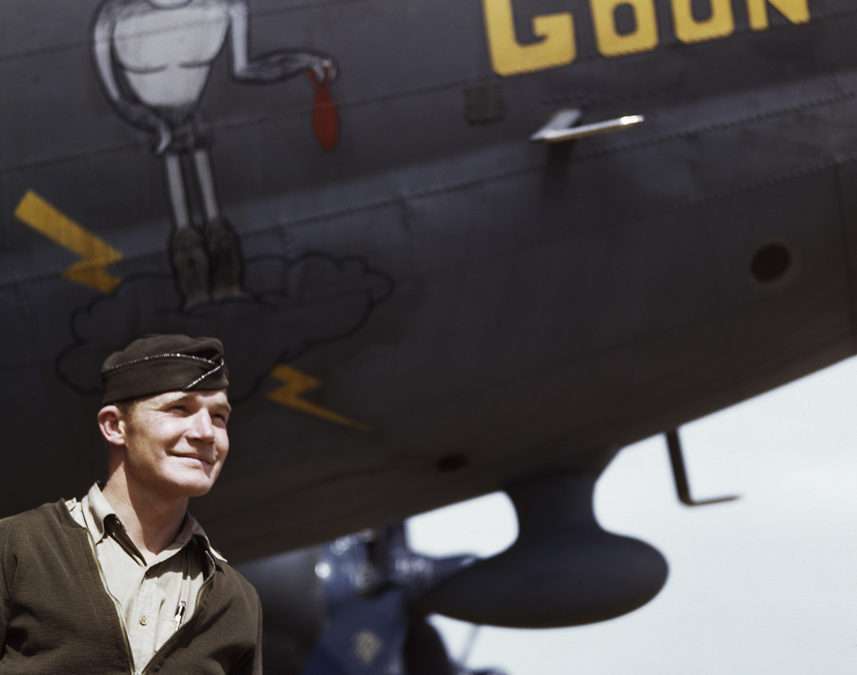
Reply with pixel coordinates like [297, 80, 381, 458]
[666, 429, 740, 507]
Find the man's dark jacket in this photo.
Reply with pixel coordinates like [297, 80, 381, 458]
[0, 501, 262, 674]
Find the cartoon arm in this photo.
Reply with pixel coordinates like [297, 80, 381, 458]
[93, 1, 172, 153]
[228, 0, 337, 83]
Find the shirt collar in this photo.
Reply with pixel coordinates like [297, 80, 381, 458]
[81, 482, 114, 544]
[79, 482, 228, 564]
[187, 512, 228, 565]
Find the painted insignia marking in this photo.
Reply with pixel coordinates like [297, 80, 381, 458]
[353, 629, 383, 665]
[269, 365, 370, 432]
[92, 0, 339, 307]
[55, 254, 393, 410]
[19, 4, 383, 435]
[15, 191, 123, 294]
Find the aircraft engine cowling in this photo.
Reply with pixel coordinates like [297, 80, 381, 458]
[415, 470, 669, 628]
[238, 527, 482, 674]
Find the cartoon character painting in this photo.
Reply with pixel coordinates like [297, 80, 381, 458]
[93, 0, 338, 307]
[54, 1, 389, 418]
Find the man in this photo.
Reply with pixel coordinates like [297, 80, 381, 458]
[0, 334, 262, 674]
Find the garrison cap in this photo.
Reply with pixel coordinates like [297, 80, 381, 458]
[101, 334, 229, 404]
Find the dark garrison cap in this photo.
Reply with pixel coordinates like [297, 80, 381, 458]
[101, 334, 229, 404]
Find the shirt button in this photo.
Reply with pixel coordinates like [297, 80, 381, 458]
[139, 615, 149, 626]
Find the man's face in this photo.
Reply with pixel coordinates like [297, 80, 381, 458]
[118, 389, 231, 499]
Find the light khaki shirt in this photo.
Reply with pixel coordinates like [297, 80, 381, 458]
[66, 484, 226, 675]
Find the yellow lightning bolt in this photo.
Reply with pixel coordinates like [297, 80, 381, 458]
[268, 365, 370, 431]
[15, 191, 123, 293]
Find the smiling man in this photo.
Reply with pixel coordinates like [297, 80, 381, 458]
[0, 334, 262, 675]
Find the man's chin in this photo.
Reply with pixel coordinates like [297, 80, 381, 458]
[178, 480, 214, 498]
[163, 467, 218, 498]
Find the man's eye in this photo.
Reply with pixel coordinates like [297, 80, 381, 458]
[169, 405, 188, 413]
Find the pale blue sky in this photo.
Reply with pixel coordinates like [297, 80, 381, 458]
[409, 357, 857, 674]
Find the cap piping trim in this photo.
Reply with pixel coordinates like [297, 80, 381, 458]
[102, 352, 218, 374]
[183, 360, 225, 390]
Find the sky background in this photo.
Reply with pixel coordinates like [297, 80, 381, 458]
[408, 357, 857, 674]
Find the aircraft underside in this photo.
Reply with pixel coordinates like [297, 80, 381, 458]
[1, 0, 855, 669]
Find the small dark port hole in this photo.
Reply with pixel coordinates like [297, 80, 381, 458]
[751, 244, 792, 284]
[436, 453, 469, 473]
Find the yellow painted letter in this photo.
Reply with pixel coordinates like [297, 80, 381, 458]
[591, 0, 658, 57]
[672, 0, 735, 43]
[482, 0, 575, 76]
[747, 0, 810, 30]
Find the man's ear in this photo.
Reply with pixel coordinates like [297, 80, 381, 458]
[98, 405, 126, 447]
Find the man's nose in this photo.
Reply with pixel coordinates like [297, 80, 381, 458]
[188, 409, 215, 440]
